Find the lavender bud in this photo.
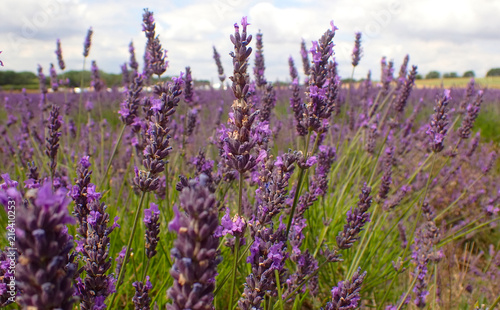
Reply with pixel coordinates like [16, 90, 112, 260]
[50, 63, 59, 91]
[426, 89, 451, 153]
[129, 41, 139, 73]
[288, 56, 299, 82]
[253, 31, 267, 87]
[119, 74, 144, 127]
[351, 32, 362, 67]
[83, 27, 93, 58]
[324, 268, 366, 310]
[377, 147, 393, 202]
[91, 60, 104, 92]
[458, 90, 483, 139]
[55, 39, 66, 70]
[167, 177, 221, 309]
[336, 184, 373, 250]
[300, 39, 310, 77]
[394, 65, 418, 113]
[38, 64, 47, 95]
[132, 276, 153, 310]
[213, 46, 226, 83]
[144, 203, 160, 259]
[13, 183, 76, 309]
[229, 16, 253, 101]
[45, 104, 62, 178]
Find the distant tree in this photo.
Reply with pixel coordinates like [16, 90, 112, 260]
[463, 70, 475, 78]
[0, 70, 37, 86]
[415, 74, 423, 80]
[486, 68, 500, 77]
[425, 71, 440, 79]
[443, 72, 458, 78]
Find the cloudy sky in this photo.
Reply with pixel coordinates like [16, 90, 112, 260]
[1, 0, 499, 84]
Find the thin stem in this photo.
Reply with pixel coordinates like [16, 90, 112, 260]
[490, 292, 500, 309]
[396, 275, 418, 310]
[99, 124, 127, 189]
[76, 57, 87, 147]
[142, 257, 151, 282]
[275, 269, 285, 310]
[286, 130, 312, 238]
[228, 172, 244, 308]
[109, 190, 147, 308]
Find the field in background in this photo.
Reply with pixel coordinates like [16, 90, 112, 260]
[415, 76, 500, 89]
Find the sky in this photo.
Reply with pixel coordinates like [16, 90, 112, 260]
[1, 0, 500, 84]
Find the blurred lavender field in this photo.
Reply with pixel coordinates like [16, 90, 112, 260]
[0, 7, 499, 310]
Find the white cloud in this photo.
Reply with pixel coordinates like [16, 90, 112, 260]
[0, 0, 499, 83]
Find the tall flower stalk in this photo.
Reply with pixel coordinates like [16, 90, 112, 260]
[222, 16, 260, 307]
[9, 183, 76, 309]
[167, 176, 221, 309]
[112, 74, 183, 305]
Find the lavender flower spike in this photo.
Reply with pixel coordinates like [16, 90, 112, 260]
[300, 39, 310, 76]
[144, 203, 160, 259]
[45, 104, 62, 179]
[132, 276, 152, 310]
[254, 31, 267, 87]
[229, 16, 253, 101]
[351, 32, 362, 67]
[129, 41, 139, 73]
[426, 89, 451, 153]
[14, 183, 76, 309]
[336, 184, 373, 250]
[324, 268, 367, 310]
[83, 27, 93, 58]
[50, 63, 59, 91]
[213, 46, 226, 83]
[458, 90, 483, 139]
[167, 176, 221, 310]
[55, 39, 66, 70]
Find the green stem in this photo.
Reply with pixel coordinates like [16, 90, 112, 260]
[142, 258, 151, 282]
[490, 292, 500, 309]
[109, 190, 147, 308]
[76, 58, 87, 147]
[396, 275, 418, 310]
[99, 124, 127, 189]
[286, 167, 305, 237]
[275, 269, 285, 310]
[228, 172, 244, 308]
[286, 130, 312, 238]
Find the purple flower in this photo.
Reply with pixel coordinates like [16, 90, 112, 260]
[351, 32, 362, 67]
[83, 27, 93, 58]
[458, 90, 483, 139]
[253, 31, 267, 87]
[129, 41, 139, 72]
[132, 276, 152, 310]
[144, 203, 161, 259]
[336, 184, 372, 250]
[90, 60, 104, 92]
[55, 39, 65, 70]
[215, 208, 247, 238]
[213, 46, 226, 83]
[45, 104, 62, 179]
[167, 178, 221, 310]
[142, 9, 168, 77]
[13, 183, 76, 309]
[50, 63, 59, 91]
[426, 89, 451, 153]
[324, 268, 366, 310]
[394, 65, 418, 113]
